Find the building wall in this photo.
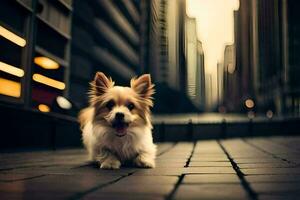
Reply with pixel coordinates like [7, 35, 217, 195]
[235, 0, 255, 105]
[252, 0, 300, 116]
[0, 0, 73, 112]
[145, 0, 203, 112]
[217, 62, 224, 108]
[285, 0, 300, 116]
[223, 45, 238, 111]
[185, 16, 197, 105]
[70, 0, 143, 108]
[184, 16, 206, 110]
[197, 41, 205, 110]
[226, 0, 300, 116]
[147, 0, 187, 92]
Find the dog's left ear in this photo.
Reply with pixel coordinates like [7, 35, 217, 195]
[131, 74, 155, 99]
[92, 72, 114, 96]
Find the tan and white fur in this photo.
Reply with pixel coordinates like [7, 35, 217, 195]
[79, 72, 156, 169]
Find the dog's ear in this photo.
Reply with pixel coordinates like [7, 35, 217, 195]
[130, 74, 155, 100]
[92, 72, 114, 96]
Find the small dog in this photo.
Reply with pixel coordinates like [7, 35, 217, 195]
[79, 72, 156, 169]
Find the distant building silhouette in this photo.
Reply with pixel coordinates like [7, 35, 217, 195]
[197, 41, 206, 111]
[223, 44, 238, 112]
[145, 0, 204, 113]
[224, 0, 300, 116]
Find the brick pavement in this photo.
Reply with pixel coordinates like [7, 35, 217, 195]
[1, 136, 300, 200]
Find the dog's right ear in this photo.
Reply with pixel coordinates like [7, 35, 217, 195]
[91, 72, 114, 96]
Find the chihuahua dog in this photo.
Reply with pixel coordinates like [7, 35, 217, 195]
[79, 72, 156, 169]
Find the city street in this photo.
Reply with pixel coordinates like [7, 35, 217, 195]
[1, 0, 300, 199]
[1, 136, 300, 200]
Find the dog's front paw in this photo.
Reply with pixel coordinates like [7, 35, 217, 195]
[134, 155, 155, 168]
[100, 158, 121, 170]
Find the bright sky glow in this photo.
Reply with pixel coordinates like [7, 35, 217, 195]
[186, 0, 239, 107]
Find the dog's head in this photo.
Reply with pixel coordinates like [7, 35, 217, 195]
[89, 72, 154, 137]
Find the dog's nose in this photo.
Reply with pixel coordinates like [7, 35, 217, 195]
[115, 112, 124, 121]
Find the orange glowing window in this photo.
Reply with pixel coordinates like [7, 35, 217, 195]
[34, 57, 59, 70]
[0, 61, 24, 77]
[32, 73, 65, 90]
[0, 25, 26, 47]
[0, 78, 21, 98]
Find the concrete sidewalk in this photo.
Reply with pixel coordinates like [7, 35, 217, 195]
[1, 136, 300, 199]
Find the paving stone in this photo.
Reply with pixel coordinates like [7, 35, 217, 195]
[116, 175, 178, 185]
[156, 158, 187, 162]
[0, 191, 74, 200]
[250, 182, 300, 194]
[183, 174, 240, 184]
[155, 162, 185, 167]
[83, 193, 165, 200]
[159, 152, 191, 156]
[133, 168, 184, 176]
[258, 194, 300, 200]
[241, 168, 300, 175]
[0, 174, 120, 193]
[174, 184, 249, 200]
[190, 157, 229, 162]
[156, 143, 175, 155]
[0, 173, 45, 182]
[233, 158, 283, 164]
[192, 154, 227, 158]
[94, 183, 174, 195]
[238, 163, 295, 169]
[193, 151, 225, 154]
[228, 154, 271, 159]
[1, 138, 300, 199]
[189, 161, 232, 167]
[184, 167, 236, 174]
[245, 175, 300, 183]
[245, 139, 299, 155]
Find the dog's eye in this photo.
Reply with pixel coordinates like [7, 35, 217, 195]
[127, 103, 135, 111]
[106, 100, 115, 110]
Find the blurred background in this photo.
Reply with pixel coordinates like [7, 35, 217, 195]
[0, 0, 300, 148]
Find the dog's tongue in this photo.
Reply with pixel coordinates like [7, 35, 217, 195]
[115, 125, 127, 136]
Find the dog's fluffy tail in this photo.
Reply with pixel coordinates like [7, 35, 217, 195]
[78, 107, 94, 130]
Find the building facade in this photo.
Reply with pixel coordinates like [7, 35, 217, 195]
[184, 16, 206, 110]
[196, 41, 205, 111]
[0, 0, 206, 115]
[223, 44, 238, 111]
[0, 0, 73, 112]
[70, 0, 143, 108]
[145, 0, 202, 112]
[146, 0, 187, 92]
[223, 0, 300, 116]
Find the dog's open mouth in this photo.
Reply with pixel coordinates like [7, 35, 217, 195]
[112, 121, 129, 137]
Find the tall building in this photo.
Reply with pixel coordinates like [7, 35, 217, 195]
[196, 41, 206, 111]
[227, 0, 300, 116]
[256, 0, 300, 116]
[185, 16, 206, 110]
[283, 0, 300, 116]
[0, 0, 73, 112]
[70, 0, 143, 108]
[216, 62, 224, 108]
[145, 0, 199, 112]
[146, 0, 186, 92]
[234, 0, 255, 112]
[0, 0, 206, 115]
[223, 44, 238, 111]
[185, 16, 198, 105]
